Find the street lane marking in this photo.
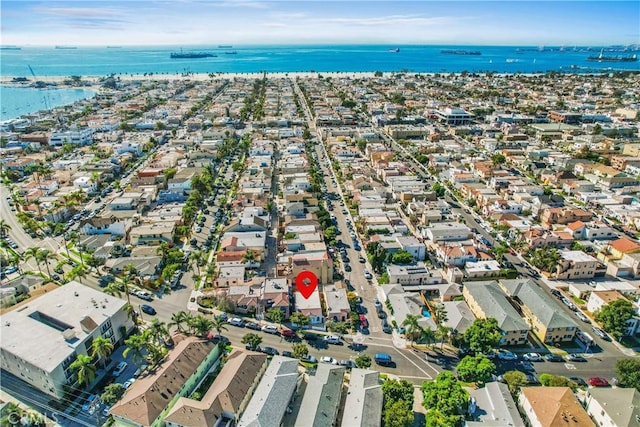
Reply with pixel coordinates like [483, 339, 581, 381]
[565, 363, 576, 370]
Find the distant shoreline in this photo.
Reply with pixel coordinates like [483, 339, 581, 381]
[1, 68, 631, 89]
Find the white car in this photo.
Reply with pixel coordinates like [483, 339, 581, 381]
[261, 324, 279, 335]
[123, 378, 136, 389]
[320, 356, 338, 365]
[113, 361, 128, 377]
[497, 351, 518, 361]
[522, 352, 542, 362]
[323, 335, 342, 345]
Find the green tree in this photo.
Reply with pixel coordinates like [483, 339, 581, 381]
[455, 354, 496, 384]
[382, 378, 414, 403]
[289, 312, 310, 329]
[431, 183, 446, 198]
[402, 314, 424, 347]
[100, 383, 125, 405]
[594, 299, 636, 339]
[211, 316, 228, 335]
[421, 372, 468, 424]
[123, 332, 149, 365]
[24, 247, 43, 274]
[425, 409, 460, 427]
[91, 336, 115, 369]
[539, 374, 578, 390]
[355, 353, 372, 369]
[241, 333, 262, 350]
[169, 311, 193, 334]
[491, 153, 506, 166]
[265, 307, 285, 326]
[503, 370, 527, 394]
[528, 245, 560, 273]
[190, 315, 215, 337]
[291, 342, 309, 359]
[615, 358, 640, 391]
[463, 318, 502, 354]
[69, 354, 97, 388]
[0, 219, 11, 237]
[391, 250, 414, 265]
[384, 400, 414, 427]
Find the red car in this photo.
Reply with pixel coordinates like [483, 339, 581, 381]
[588, 377, 609, 387]
[280, 329, 296, 338]
[359, 315, 368, 329]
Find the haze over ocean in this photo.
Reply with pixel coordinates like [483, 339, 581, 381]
[2, 44, 638, 120]
[2, 44, 639, 77]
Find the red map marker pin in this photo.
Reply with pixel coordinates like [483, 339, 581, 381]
[296, 270, 318, 300]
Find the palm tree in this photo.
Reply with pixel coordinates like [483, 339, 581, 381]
[0, 219, 11, 238]
[119, 276, 133, 305]
[91, 336, 114, 368]
[67, 231, 85, 267]
[24, 247, 42, 274]
[69, 354, 97, 388]
[435, 324, 452, 350]
[67, 264, 89, 284]
[190, 315, 214, 337]
[123, 332, 148, 365]
[103, 282, 122, 298]
[211, 316, 228, 336]
[36, 249, 57, 278]
[190, 250, 204, 275]
[402, 314, 424, 348]
[156, 242, 171, 264]
[148, 319, 170, 344]
[169, 311, 192, 334]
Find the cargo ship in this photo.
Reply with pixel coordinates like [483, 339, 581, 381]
[170, 49, 216, 59]
[587, 49, 637, 62]
[441, 49, 481, 55]
[389, 48, 400, 53]
[0, 46, 21, 50]
[55, 46, 77, 49]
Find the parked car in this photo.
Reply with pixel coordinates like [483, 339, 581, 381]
[381, 320, 393, 334]
[228, 318, 245, 327]
[340, 360, 356, 368]
[497, 350, 518, 361]
[140, 304, 156, 315]
[374, 298, 382, 308]
[122, 378, 136, 389]
[377, 310, 386, 319]
[524, 373, 540, 385]
[113, 361, 128, 377]
[282, 351, 294, 358]
[320, 356, 338, 365]
[575, 312, 591, 323]
[588, 377, 610, 387]
[364, 271, 372, 280]
[261, 324, 279, 335]
[565, 354, 587, 362]
[245, 322, 261, 331]
[260, 346, 279, 356]
[545, 353, 564, 362]
[323, 335, 342, 345]
[303, 333, 319, 341]
[522, 353, 543, 362]
[82, 394, 99, 411]
[592, 326, 611, 341]
[570, 377, 588, 388]
[301, 355, 318, 364]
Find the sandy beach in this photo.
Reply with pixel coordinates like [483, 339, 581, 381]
[0, 71, 380, 87]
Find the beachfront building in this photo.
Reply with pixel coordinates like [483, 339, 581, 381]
[0, 281, 134, 399]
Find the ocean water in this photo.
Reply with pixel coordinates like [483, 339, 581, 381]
[0, 86, 96, 121]
[1, 44, 638, 120]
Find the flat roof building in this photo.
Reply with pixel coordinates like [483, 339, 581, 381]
[294, 364, 345, 427]
[0, 281, 134, 399]
[340, 369, 383, 427]
[237, 356, 301, 427]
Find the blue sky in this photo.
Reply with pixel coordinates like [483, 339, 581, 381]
[1, 1, 638, 46]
